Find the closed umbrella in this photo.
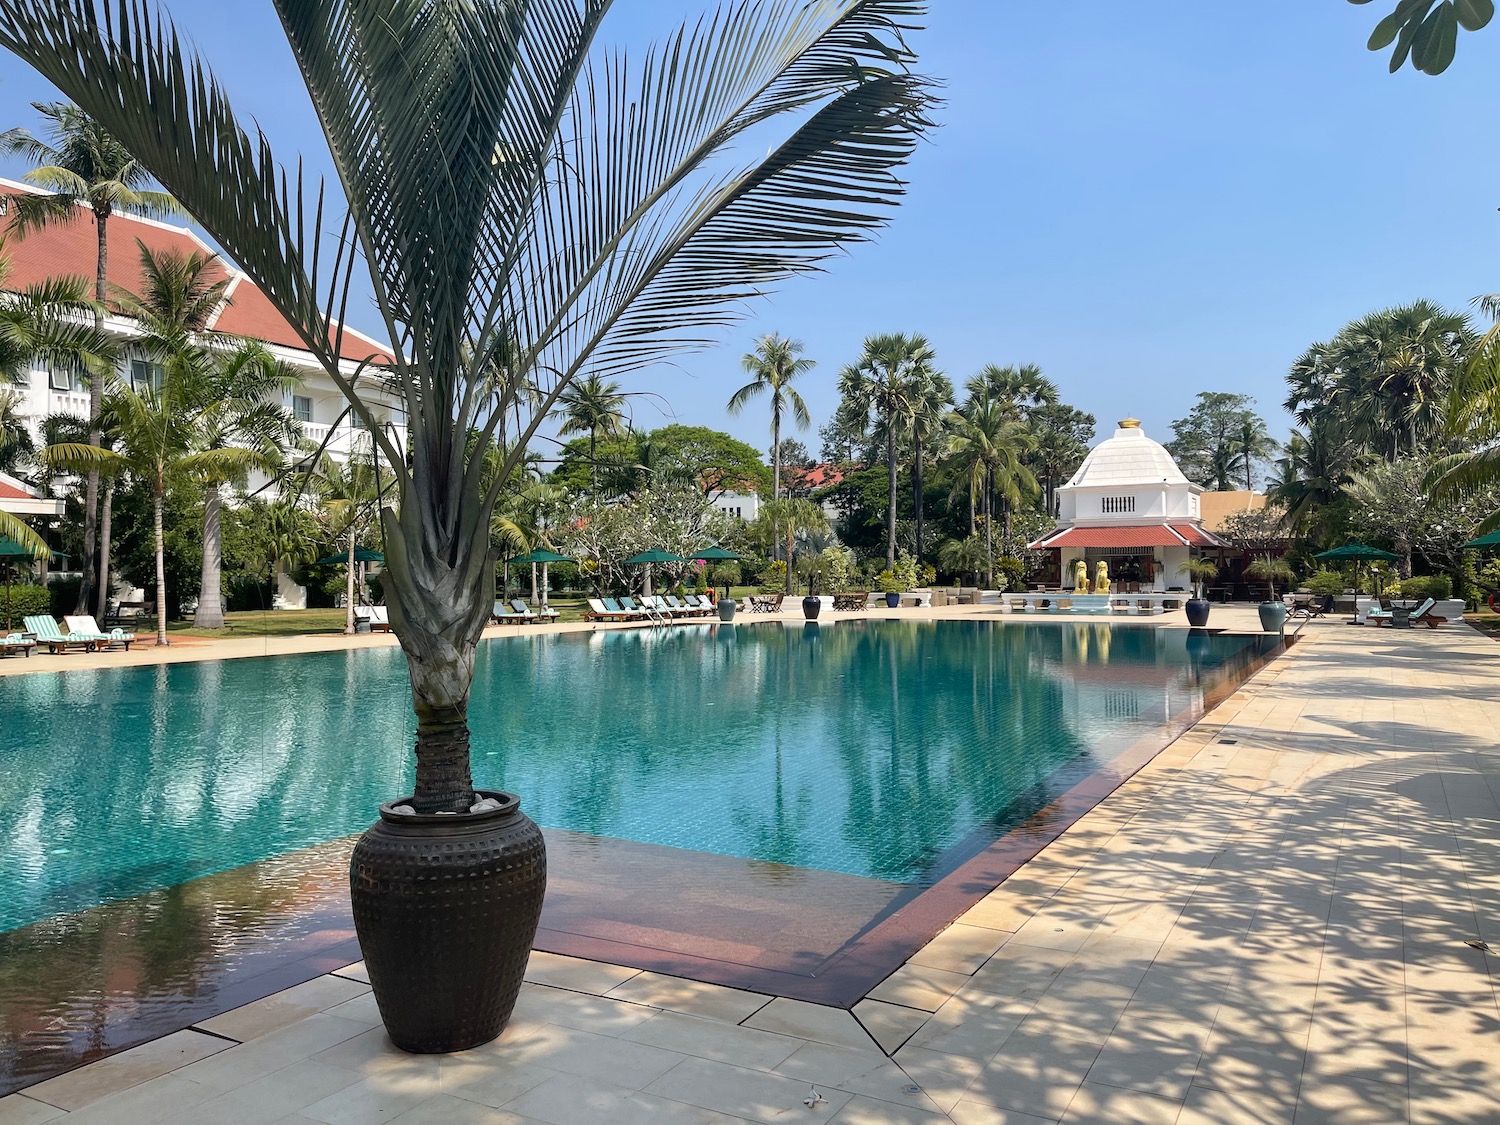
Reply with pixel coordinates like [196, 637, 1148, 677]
[624, 548, 687, 597]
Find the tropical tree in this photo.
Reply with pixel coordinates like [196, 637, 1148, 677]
[759, 497, 830, 594]
[1027, 402, 1095, 517]
[727, 332, 813, 501]
[838, 333, 935, 570]
[904, 356, 951, 563]
[1268, 420, 1361, 539]
[554, 374, 629, 494]
[0, 0, 939, 814]
[298, 451, 390, 634]
[2, 101, 179, 610]
[0, 389, 33, 475]
[114, 243, 301, 628]
[1166, 392, 1278, 491]
[946, 389, 1037, 586]
[1352, 0, 1492, 76]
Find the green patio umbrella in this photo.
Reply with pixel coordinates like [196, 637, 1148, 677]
[0, 536, 66, 632]
[1461, 529, 1500, 549]
[316, 546, 386, 565]
[505, 548, 572, 607]
[1314, 543, 1400, 599]
[693, 545, 747, 598]
[624, 548, 687, 597]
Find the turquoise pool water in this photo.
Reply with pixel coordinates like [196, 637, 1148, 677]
[0, 620, 1268, 934]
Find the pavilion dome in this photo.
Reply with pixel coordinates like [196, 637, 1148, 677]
[1063, 418, 1191, 490]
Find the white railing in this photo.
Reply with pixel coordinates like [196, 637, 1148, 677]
[299, 422, 407, 461]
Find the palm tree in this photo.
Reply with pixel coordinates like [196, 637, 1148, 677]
[727, 333, 813, 500]
[113, 243, 300, 628]
[838, 333, 934, 570]
[1267, 419, 1360, 539]
[40, 377, 255, 645]
[2, 101, 179, 610]
[971, 363, 1058, 419]
[905, 361, 952, 562]
[760, 498, 829, 595]
[1234, 413, 1279, 491]
[1, 0, 934, 816]
[554, 374, 629, 493]
[946, 388, 1037, 586]
[298, 451, 390, 635]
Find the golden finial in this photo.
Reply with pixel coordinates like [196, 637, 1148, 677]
[1118, 417, 1141, 429]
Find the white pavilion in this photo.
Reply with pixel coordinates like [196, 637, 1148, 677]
[1028, 418, 1224, 592]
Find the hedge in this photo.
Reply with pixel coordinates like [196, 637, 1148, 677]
[3, 584, 53, 624]
[1398, 575, 1452, 601]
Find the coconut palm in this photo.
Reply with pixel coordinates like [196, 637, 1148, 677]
[760, 498, 829, 595]
[113, 244, 301, 628]
[970, 363, 1057, 420]
[1234, 412, 1279, 491]
[946, 389, 1037, 587]
[727, 333, 813, 501]
[2, 101, 180, 609]
[904, 361, 952, 562]
[296, 450, 390, 634]
[0, 389, 33, 475]
[838, 333, 935, 570]
[0, 0, 933, 815]
[554, 374, 629, 494]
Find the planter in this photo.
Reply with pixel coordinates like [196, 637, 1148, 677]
[802, 595, 822, 620]
[350, 789, 546, 1053]
[717, 597, 737, 622]
[1184, 598, 1211, 628]
[885, 592, 901, 609]
[1258, 600, 1289, 633]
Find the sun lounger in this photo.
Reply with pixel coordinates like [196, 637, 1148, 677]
[23, 615, 98, 654]
[602, 597, 648, 620]
[364, 606, 393, 632]
[584, 598, 621, 622]
[508, 598, 548, 624]
[620, 596, 663, 622]
[64, 614, 136, 650]
[527, 600, 561, 622]
[664, 595, 700, 617]
[2, 632, 36, 657]
[1409, 597, 1449, 628]
[493, 600, 533, 624]
[683, 595, 716, 616]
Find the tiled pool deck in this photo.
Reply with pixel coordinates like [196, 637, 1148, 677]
[2, 610, 1496, 1123]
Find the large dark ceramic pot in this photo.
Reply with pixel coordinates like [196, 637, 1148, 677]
[885, 592, 901, 609]
[717, 597, 736, 622]
[1258, 600, 1289, 633]
[350, 789, 546, 1053]
[1185, 598, 1211, 627]
[802, 595, 822, 620]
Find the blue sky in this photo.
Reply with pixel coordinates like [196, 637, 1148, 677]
[3, 2, 1497, 456]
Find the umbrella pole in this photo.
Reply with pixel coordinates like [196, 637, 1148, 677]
[542, 563, 549, 607]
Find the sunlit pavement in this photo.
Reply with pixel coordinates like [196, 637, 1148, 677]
[2, 613, 1495, 1124]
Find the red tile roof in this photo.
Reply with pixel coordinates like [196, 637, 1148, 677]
[1168, 522, 1225, 548]
[1, 180, 392, 365]
[0, 479, 32, 500]
[1030, 524, 1216, 550]
[793, 464, 845, 490]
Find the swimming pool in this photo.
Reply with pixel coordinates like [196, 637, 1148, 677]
[0, 620, 1269, 936]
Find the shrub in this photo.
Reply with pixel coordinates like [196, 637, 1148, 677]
[1303, 570, 1346, 597]
[1398, 575, 1452, 601]
[224, 576, 273, 612]
[994, 556, 1026, 593]
[759, 560, 786, 592]
[876, 569, 902, 594]
[4, 583, 53, 624]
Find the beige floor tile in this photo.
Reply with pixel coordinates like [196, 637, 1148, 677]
[504, 1072, 744, 1125]
[330, 960, 370, 984]
[1016, 977, 1134, 1040]
[0, 1096, 63, 1125]
[318, 991, 384, 1031]
[947, 1101, 1058, 1125]
[889, 1046, 985, 1114]
[605, 972, 770, 1024]
[741, 998, 874, 1051]
[1007, 902, 1112, 952]
[300, 1068, 443, 1124]
[196, 976, 373, 1042]
[1056, 1081, 1181, 1124]
[851, 999, 929, 1054]
[157, 1059, 362, 1125]
[437, 1056, 559, 1108]
[624, 1010, 803, 1070]
[511, 983, 656, 1035]
[865, 963, 975, 1012]
[966, 944, 1075, 1000]
[487, 1023, 686, 1089]
[176, 1014, 373, 1094]
[962, 1030, 1103, 1119]
[903, 991, 1034, 1061]
[23, 1029, 230, 1110]
[387, 1093, 534, 1123]
[907, 923, 1009, 974]
[1292, 1075, 1409, 1124]
[957, 892, 1042, 934]
[824, 1092, 954, 1125]
[645, 1055, 852, 1122]
[521, 951, 641, 994]
[51, 1073, 218, 1125]
[772, 1039, 930, 1108]
[1177, 1085, 1295, 1125]
[1409, 1072, 1500, 1124]
[1084, 1020, 1203, 1100]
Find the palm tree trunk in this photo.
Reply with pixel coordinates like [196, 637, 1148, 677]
[344, 526, 357, 634]
[589, 429, 597, 493]
[76, 209, 110, 615]
[913, 434, 924, 562]
[885, 423, 897, 571]
[772, 404, 782, 501]
[784, 526, 794, 595]
[94, 480, 113, 623]
[153, 483, 168, 646]
[984, 468, 994, 588]
[530, 562, 538, 604]
[194, 483, 226, 628]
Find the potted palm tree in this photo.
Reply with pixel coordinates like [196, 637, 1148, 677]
[1178, 557, 1219, 627]
[1246, 556, 1296, 633]
[878, 568, 903, 608]
[1, 0, 934, 1054]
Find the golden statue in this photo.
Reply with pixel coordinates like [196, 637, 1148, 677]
[1095, 559, 1111, 595]
[1073, 559, 1089, 594]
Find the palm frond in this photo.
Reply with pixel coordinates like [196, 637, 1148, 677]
[0, 510, 49, 554]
